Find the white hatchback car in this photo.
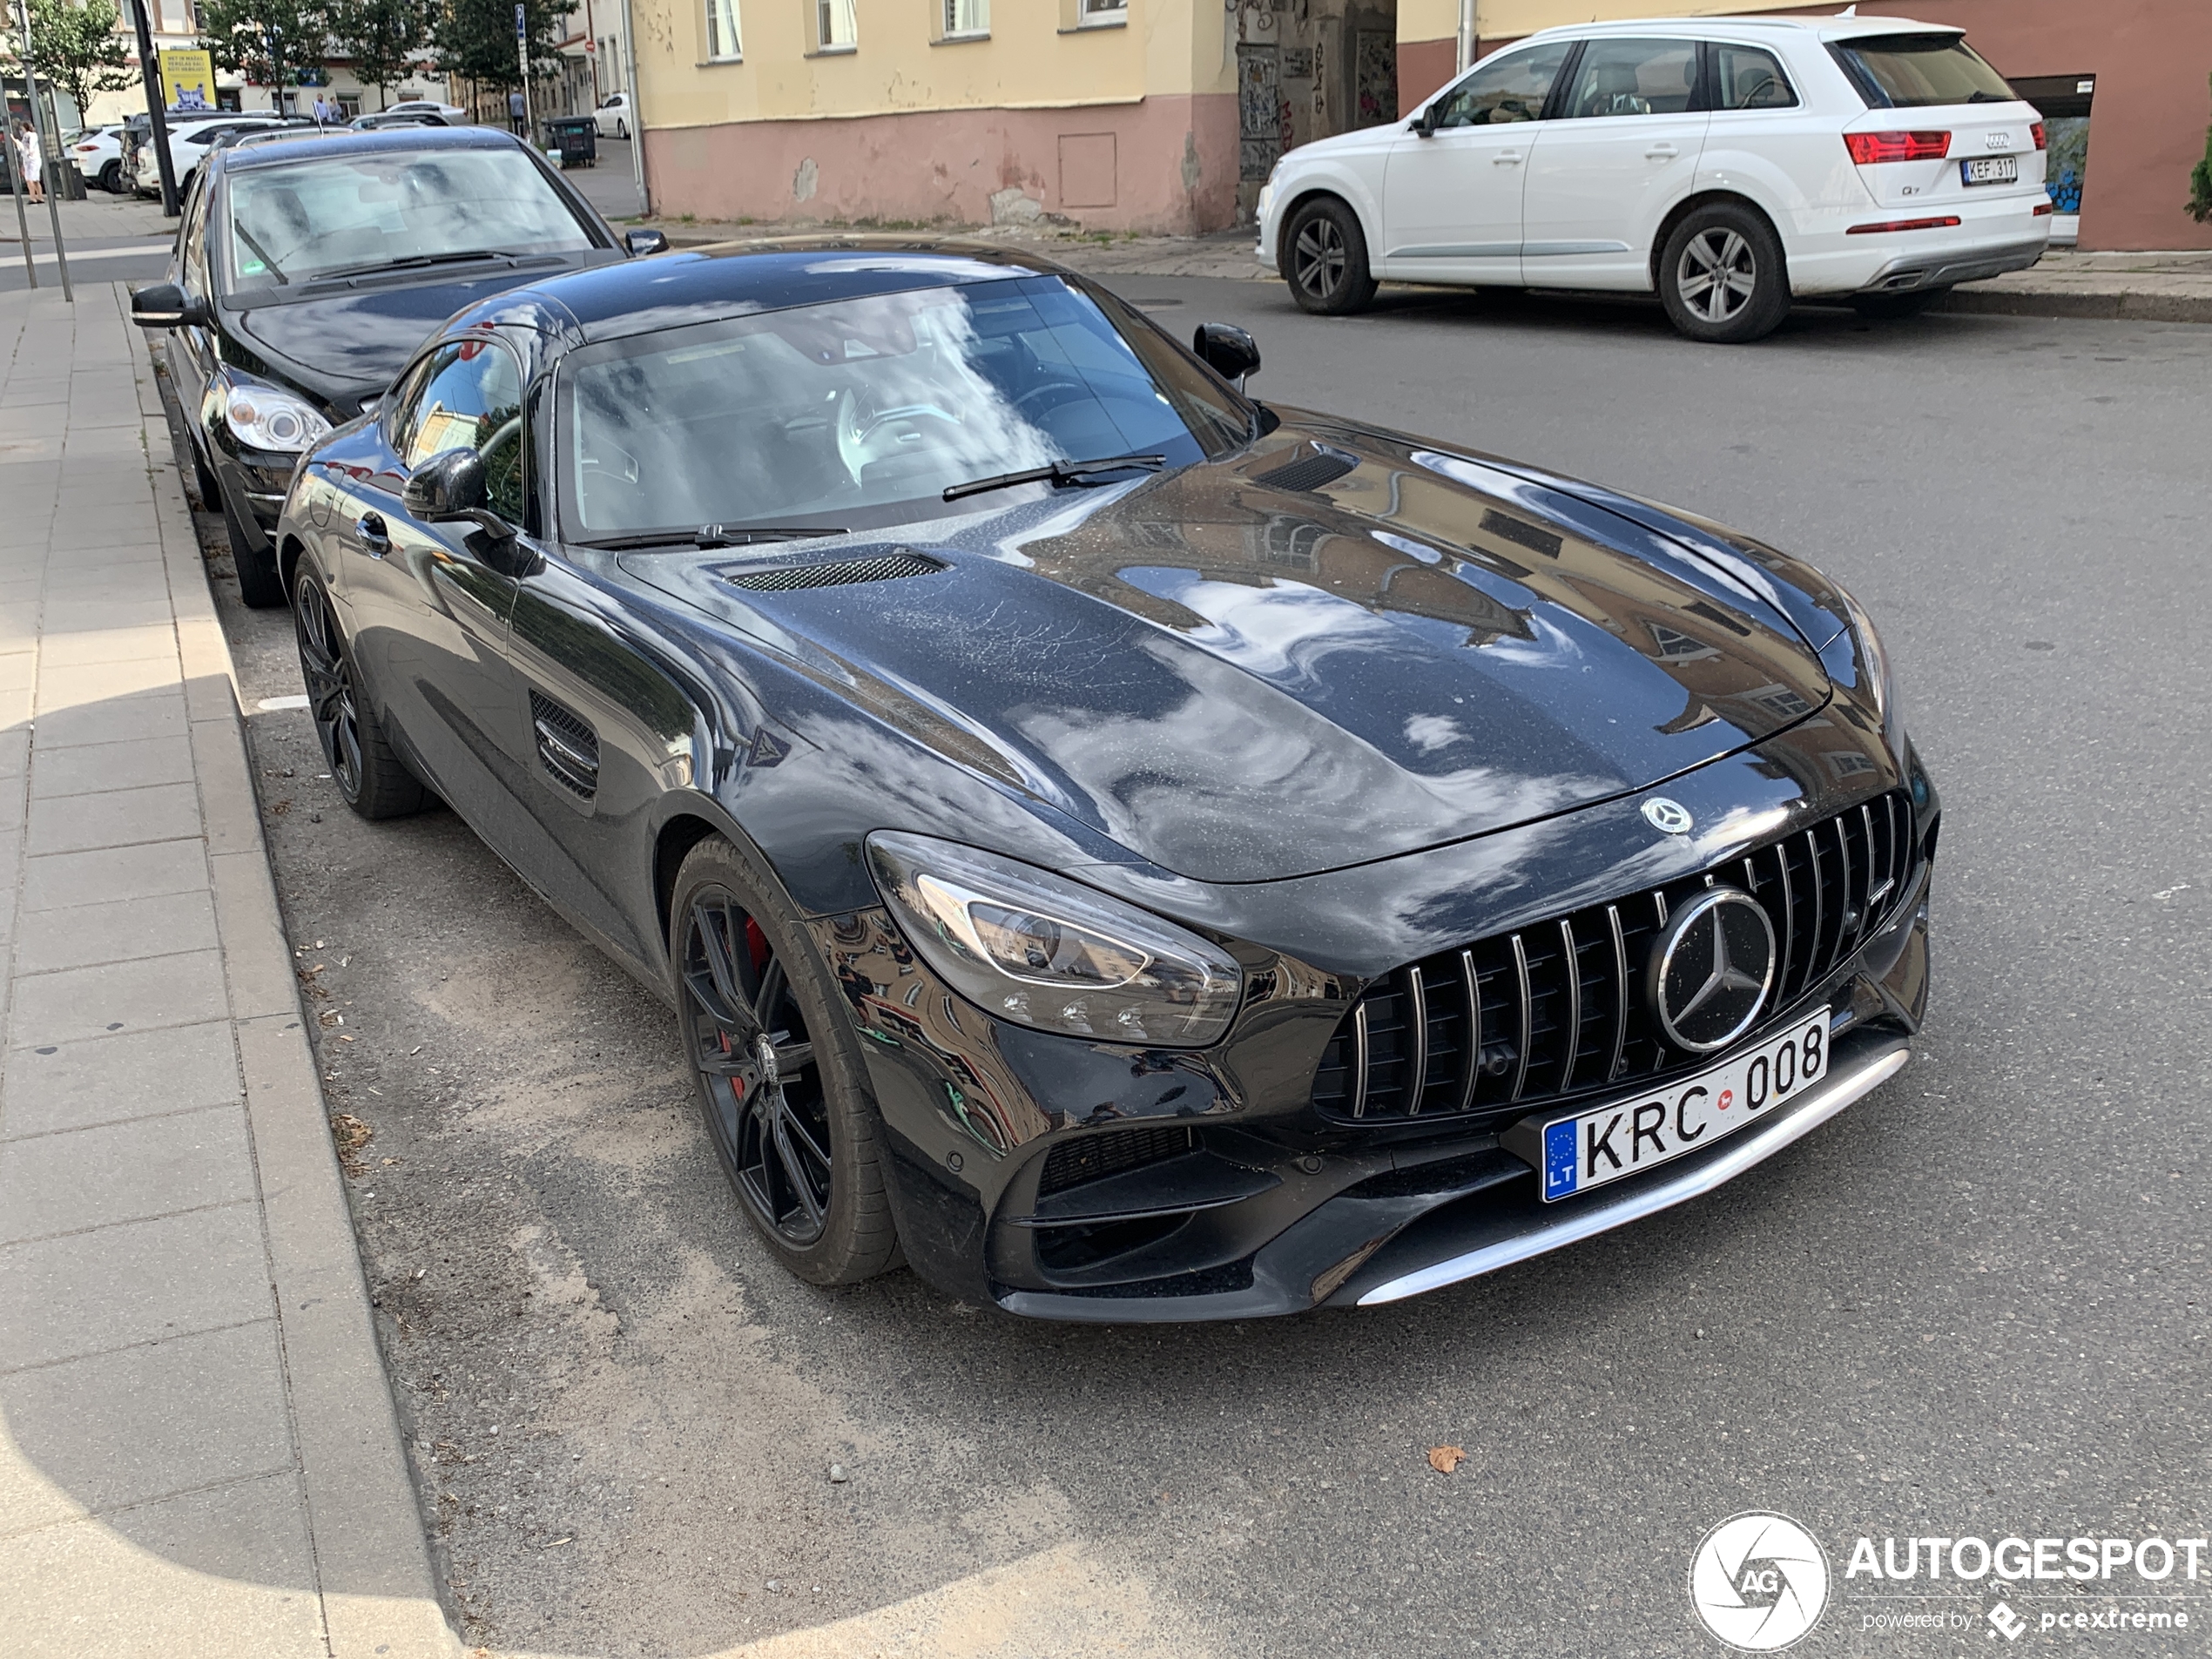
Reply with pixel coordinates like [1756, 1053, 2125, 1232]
[1257, 15, 2052, 341]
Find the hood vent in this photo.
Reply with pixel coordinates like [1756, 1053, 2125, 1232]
[1252, 443, 1359, 495]
[725, 551, 947, 592]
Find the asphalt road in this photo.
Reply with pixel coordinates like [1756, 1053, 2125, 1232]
[187, 285, 2212, 1658]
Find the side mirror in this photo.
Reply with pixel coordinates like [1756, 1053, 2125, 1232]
[1193, 322, 1261, 389]
[624, 227, 669, 258]
[132, 281, 208, 329]
[401, 447, 488, 521]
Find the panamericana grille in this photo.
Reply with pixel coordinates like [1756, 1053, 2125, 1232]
[725, 552, 944, 591]
[1036, 1124, 1197, 1197]
[1312, 791, 1916, 1127]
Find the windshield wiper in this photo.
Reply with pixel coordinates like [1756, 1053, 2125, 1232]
[231, 221, 289, 285]
[306, 248, 521, 284]
[575, 524, 849, 551]
[944, 453, 1167, 503]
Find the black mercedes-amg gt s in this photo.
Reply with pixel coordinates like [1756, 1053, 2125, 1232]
[273, 237, 1937, 1321]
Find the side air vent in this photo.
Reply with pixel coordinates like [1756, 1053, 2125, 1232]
[529, 691, 599, 799]
[1252, 443, 1359, 494]
[725, 552, 947, 592]
[1036, 1124, 1196, 1197]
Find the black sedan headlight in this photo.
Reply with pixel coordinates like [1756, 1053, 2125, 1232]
[219, 370, 332, 453]
[1832, 581, 1905, 766]
[867, 832, 1242, 1048]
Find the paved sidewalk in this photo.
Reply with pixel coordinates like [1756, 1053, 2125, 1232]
[0, 284, 455, 1658]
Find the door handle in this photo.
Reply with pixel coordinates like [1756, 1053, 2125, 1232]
[1646, 143, 1679, 158]
[1493, 151, 1524, 165]
[355, 511, 391, 557]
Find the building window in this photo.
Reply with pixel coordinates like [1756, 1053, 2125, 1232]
[941, 0, 987, 39]
[705, 0, 741, 60]
[1079, 0, 1125, 24]
[813, 0, 855, 52]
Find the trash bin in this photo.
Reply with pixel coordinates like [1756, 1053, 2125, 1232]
[543, 116, 597, 169]
[56, 158, 87, 200]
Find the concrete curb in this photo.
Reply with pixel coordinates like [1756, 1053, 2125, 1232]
[1938, 286, 2212, 324]
[126, 287, 461, 1659]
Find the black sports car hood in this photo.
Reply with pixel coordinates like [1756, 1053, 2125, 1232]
[628, 421, 1834, 884]
[222, 257, 612, 413]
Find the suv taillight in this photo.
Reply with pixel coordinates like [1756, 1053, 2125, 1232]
[2030, 121, 2047, 150]
[1844, 131, 1952, 165]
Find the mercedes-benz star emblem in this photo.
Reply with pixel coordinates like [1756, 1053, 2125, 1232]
[1649, 889, 1776, 1052]
[1642, 797, 1694, 835]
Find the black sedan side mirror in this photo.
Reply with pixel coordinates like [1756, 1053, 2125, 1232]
[1193, 322, 1261, 388]
[401, 447, 489, 521]
[625, 228, 670, 257]
[132, 281, 210, 329]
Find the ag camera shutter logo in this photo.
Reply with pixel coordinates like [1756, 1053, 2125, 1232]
[1689, 1512, 1831, 1650]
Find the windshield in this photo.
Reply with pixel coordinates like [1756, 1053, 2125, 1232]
[559, 274, 1251, 540]
[1830, 33, 2017, 107]
[223, 148, 597, 290]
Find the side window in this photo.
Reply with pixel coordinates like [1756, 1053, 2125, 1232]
[1428, 42, 1572, 129]
[179, 177, 211, 295]
[396, 339, 528, 523]
[1561, 38, 1699, 119]
[1710, 44, 1797, 111]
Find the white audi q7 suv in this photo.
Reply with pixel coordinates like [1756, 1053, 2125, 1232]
[1256, 14, 2052, 342]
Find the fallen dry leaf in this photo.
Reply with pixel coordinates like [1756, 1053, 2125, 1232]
[1427, 1445, 1466, 1474]
[330, 1112, 373, 1174]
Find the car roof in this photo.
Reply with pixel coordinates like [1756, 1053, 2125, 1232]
[1522, 13, 1964, 44]
[212, 125, 534, 174]
[457, 234, 1085, 342]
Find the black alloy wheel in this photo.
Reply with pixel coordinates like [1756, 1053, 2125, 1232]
[1283, 197, 1379, 316]
[292, 570, 429, 819]
[1658, 203, 1791, 344]
[671, 838, 899, 1285]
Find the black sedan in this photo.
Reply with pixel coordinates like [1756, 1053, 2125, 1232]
[273, 238, 1937, 1321]
[131, 126, 665, 609]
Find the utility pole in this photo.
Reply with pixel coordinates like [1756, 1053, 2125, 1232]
[126, 0, 179, 217]
[13, 0, 72, 300]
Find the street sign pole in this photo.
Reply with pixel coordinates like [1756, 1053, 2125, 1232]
[132, 3, 179, 217]
[516, 3, 532, 143]
[13, 0, 72, 301]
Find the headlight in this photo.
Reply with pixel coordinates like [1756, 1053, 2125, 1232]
[223, 376, 332, 453]
[1834, 582, 1905, 758]
[867, 832, 1243, 1049]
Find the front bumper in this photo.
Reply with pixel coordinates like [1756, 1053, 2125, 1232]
[819, 812, 1935, 1324]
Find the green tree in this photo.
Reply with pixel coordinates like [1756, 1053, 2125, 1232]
[1, 0, 137, 125]
[196, 0, 327, 108]
[429, 0, 558, 95]
[2189, 73, 2212, 224]
[328, 0, 429, 108]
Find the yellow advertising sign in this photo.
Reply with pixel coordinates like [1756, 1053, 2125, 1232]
[158, 48, 216, 113]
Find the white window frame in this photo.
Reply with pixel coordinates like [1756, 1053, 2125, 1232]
[1062, 0, 1125, 30]
[937, 0, 987, 42]
[812, 0, 856, 54]
[703, 0, 741, 61]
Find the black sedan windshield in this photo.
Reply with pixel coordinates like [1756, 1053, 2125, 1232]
[225, 149, 597, 291]
[559, 276, 1251, 539]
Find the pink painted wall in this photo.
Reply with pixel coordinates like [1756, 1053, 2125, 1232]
[644, 93, 1243, 235]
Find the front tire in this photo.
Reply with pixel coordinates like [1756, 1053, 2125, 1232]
[1282, 196, 1378, 316]
[222, 492, 287, 609]
[293, 569, 431, 819]
[672, 836, 900, 1287]
[1659, 204, 1791, 343]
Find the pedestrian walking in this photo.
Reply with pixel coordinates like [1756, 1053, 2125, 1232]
[12, 121, 42, 205]
[509, 89, 526, 135]
[312, 93, 330, 126]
